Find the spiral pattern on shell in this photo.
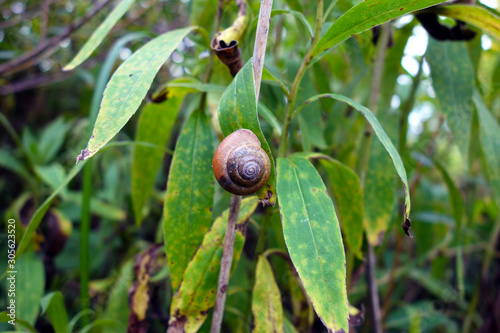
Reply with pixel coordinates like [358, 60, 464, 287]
[213, 129, 271, 195]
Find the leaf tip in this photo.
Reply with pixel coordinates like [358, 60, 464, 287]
[75, 149, 92, 164]
[259, 190, 275, 207]
[62, 63, 75, 72]
[401, 216, 412, 238]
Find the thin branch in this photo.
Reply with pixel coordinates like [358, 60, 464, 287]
[0, 52, 107, 95]
[39, 0, 51, 44]
[277, 0, 323, 158]
[357, 22, 392, 333]
[366, 244, 383, 333]
[210, 194, 242, 333]
[0, 0, 113, 77]
[210, 1, 273, 332]
[0, 0, 59, 29]
[252, 0, 274, 99]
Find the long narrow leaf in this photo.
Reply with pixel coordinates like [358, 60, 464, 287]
[168, 197, 259, 333]
[475, 95, 500, 202]
[252, 256, 285, 333]
[319, 159, 364, 257]
[433, 4, 500, 40]
[295, 93, 411, 227]
[312, 0, 447, 57]
[277, 157, 348, 333]
[64, 0, 137, 70]
[40, 292, 69, 333]
[76, 27, 195, 162]
[218, 59, 276, 205]
[11, 162, 85, 264]
[426, 39, 474, 163]
[132, 97, 184, 226]
[163, 110, 214, 291]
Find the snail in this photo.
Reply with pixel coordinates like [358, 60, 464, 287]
[213, 129, 271, 195]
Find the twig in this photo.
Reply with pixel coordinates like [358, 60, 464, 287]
[357, 22, 392, 333]
[252, 0, 273, 99]
[0, 52, 109, 95]
[278, 0, 323, 158]
[40, 0, 50, 44]
[381, 57, 425, 322]
[0, 0, 113, 77]
[0, 0, 59, 29]
[112, 0, 159, 33]
[366, 244, 383, 333]
[210, 195, 242, 333]
[210, 1, 273, 332]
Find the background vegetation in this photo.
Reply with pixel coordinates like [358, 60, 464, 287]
[1, 0, 500, 332]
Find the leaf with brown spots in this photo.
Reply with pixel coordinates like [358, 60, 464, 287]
[167, 197, 258, 333]
[163, 110, 214, 291]
[277, 157, 348, 333]
[312, 0, 449, 57]
[218, 60, 276, 206]
[75, 27, 195, 162]
[252, 256, 285, 333]
[64, 0, 136, 70]
[127, 245, 163, 333]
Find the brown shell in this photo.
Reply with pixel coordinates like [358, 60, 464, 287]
[212, 129, 271, 195]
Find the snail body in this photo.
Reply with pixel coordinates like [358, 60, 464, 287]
[213, 129, 271, 195]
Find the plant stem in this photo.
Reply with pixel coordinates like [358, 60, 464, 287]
[382, 57, 424, 322]
[356, 23, 390, 182]
[210, 194, 242, 333]
[366, 243, 383, 333]
[252, 0, 274, 99]
[211, 1, 273, 331]
[0, 0, 113, 77]
[278, 0, 324, 158]
[357, 22, 391, 333]
[398, 56, 424, 154]
[79, 161, 92, 326]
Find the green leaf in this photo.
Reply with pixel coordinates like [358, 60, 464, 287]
[14, 252, 45, 326]
[271, 9, 314, 39]
[295, 93, 411, 222]
[430, 156, 465, 299]
[0, 149, 33, 182]
[433, 4, 500, 40]
[258, 103, 282, 136]
[168, 197, 259, 333]
[319, 159, 364, 258]
[262, 67, 291, 99]
[7, 162, 85, 266]
[277, 157, 348, 333]
[252, 256, 285, 333]
[312, 0, 448, 57]
[190, 0, 218, 33]
[64, 0, 137, 70]
[475, 95, 500, 202]
[296, 72, 328, 152]
[426, 39, 474, 162]
[152, 77, 225, 101]
[163, 110, 214, 291]
[283, 316, 300, 333]
[0, 311, 9, 322]
[218, 59, 276, 205]
[40, 292, 69, 333]
[80, 319, 125, 333]
[34, 163, 67, 194]
[103, 260, 134, 326]
[363, 111, 398, 245]
[76, 27, 195, 162]
[132, 97, 184, 226]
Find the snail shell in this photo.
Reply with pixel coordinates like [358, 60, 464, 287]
[213, 129, 271, 195]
